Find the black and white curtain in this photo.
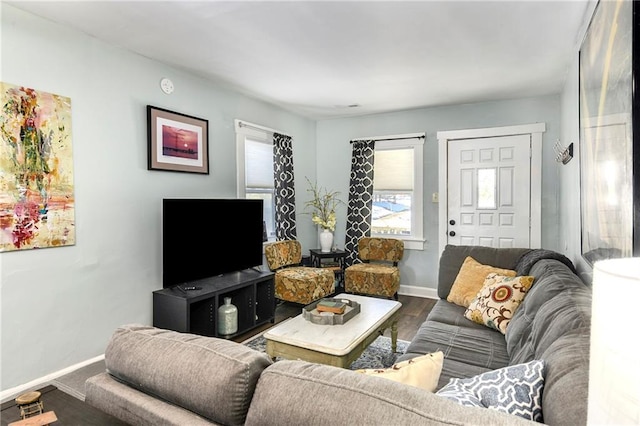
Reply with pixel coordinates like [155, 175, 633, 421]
[273, 132, 297, 240]
[345, 140, 375, 267]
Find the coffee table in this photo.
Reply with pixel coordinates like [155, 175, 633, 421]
[264, 293, 402, 368]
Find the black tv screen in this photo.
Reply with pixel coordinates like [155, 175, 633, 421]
[162, 198, 264, 288]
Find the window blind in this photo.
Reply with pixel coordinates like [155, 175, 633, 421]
[374, 148, 414, 191]
[245, 138, 274, 189]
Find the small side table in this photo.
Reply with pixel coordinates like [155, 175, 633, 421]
[309, 249, 347, 293]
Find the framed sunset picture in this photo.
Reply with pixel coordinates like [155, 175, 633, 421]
[147, 105, 209, 174]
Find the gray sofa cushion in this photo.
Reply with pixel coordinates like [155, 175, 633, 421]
[506, 259, 590, 360]
[434, 358, 492, 391]
[399, 300, 510, 389]
[505, 259, 591, 426]
[104, 324, 272, 425]
[85, 372, 216, 426]
[425, 298, 492, 328]
[245, 360, 537, 425]
[438, 244, 531, 299]
[514, 249, 577, 276]
[535, 330, 590, 426]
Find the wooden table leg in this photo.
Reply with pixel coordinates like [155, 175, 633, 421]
[391, 320, 398, 352]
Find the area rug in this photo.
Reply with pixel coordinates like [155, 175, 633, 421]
[243, 334, 410, 370]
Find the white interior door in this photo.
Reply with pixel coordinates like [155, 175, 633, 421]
[446, 134, 531, 248]
[438, 123, 544, 254]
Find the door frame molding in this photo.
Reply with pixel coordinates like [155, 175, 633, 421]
[437, 123, 545, 255]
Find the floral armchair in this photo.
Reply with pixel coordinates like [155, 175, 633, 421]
[264, 240, 335, 305]
[344, 237, 404, 299]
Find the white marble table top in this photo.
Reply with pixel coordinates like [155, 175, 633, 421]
[263, 293, 401, 356]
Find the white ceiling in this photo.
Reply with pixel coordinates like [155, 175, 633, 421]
[8, 1, 591, 120]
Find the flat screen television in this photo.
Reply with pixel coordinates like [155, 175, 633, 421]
[162, 198, 264, 288]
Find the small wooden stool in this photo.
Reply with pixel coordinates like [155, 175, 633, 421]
[15, 391, 44, 419]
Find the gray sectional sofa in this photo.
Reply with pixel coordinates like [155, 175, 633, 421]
[85, 245, 591, 425]
[397, 244, 591, 425]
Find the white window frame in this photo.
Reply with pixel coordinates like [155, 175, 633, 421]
[235, 119, 279, 243]
[370, 133, 425, 250]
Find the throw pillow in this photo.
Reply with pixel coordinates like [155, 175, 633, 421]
[355, 351, 443, 392]
[436, 360, 545, 422]
[464, 273, 535, 334]
[447, 256, 517, 307]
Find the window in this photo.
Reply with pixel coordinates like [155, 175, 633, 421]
[477, 168, 497, 209]
[372, 134, 424, 250]
[235, 120, 276, 241]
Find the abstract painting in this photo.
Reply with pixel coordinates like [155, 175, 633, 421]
[0, 83, 75, 252]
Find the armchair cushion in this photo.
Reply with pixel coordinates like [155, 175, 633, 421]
[274, 266, 335, 305]
[266, 240, 335, 304]
[358, 237, 404, 262]
[265, 240, 303, 270]
[345, 263, 400, 298]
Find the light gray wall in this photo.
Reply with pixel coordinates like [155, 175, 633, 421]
[0, 5, 317, 390]
[316, 96, 562, 292]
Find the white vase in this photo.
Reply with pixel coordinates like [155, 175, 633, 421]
[320, 228, 333, 252]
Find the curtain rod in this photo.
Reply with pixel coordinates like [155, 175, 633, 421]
[236, 120, 291, 138]
[350, 134, 425, 143]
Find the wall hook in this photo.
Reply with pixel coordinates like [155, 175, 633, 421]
[554, 140, 573, 165]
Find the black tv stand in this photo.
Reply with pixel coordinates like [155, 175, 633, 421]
[153, 269, 275, 339]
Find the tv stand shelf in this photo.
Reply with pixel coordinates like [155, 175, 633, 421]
[153, 269, 275, 339]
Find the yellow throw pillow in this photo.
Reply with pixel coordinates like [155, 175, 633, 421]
[447, 256, 517, 307]
[355, 351, 443, 392]
[464, 273, 535, 334]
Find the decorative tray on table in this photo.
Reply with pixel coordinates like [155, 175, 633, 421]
[302, 298, 361, 325]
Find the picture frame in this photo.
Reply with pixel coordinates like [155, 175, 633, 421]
[578, 0, 638, 265]
[147, 105, 209, 174]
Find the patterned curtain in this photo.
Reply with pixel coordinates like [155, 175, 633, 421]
[345, 140, 375, 266]
[273, 132, 297, 240]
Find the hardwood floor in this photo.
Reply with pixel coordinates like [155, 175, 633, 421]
[384, 294, 436, 341]
[233, 294, 436, 344]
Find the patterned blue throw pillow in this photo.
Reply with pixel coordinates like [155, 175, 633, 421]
[435, 360, 545, 422]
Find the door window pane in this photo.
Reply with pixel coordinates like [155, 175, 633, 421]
[477, 168, 497, 209]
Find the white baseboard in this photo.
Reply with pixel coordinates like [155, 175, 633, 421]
[1, 354, 105, 402]
[398, 284, 438, 300]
